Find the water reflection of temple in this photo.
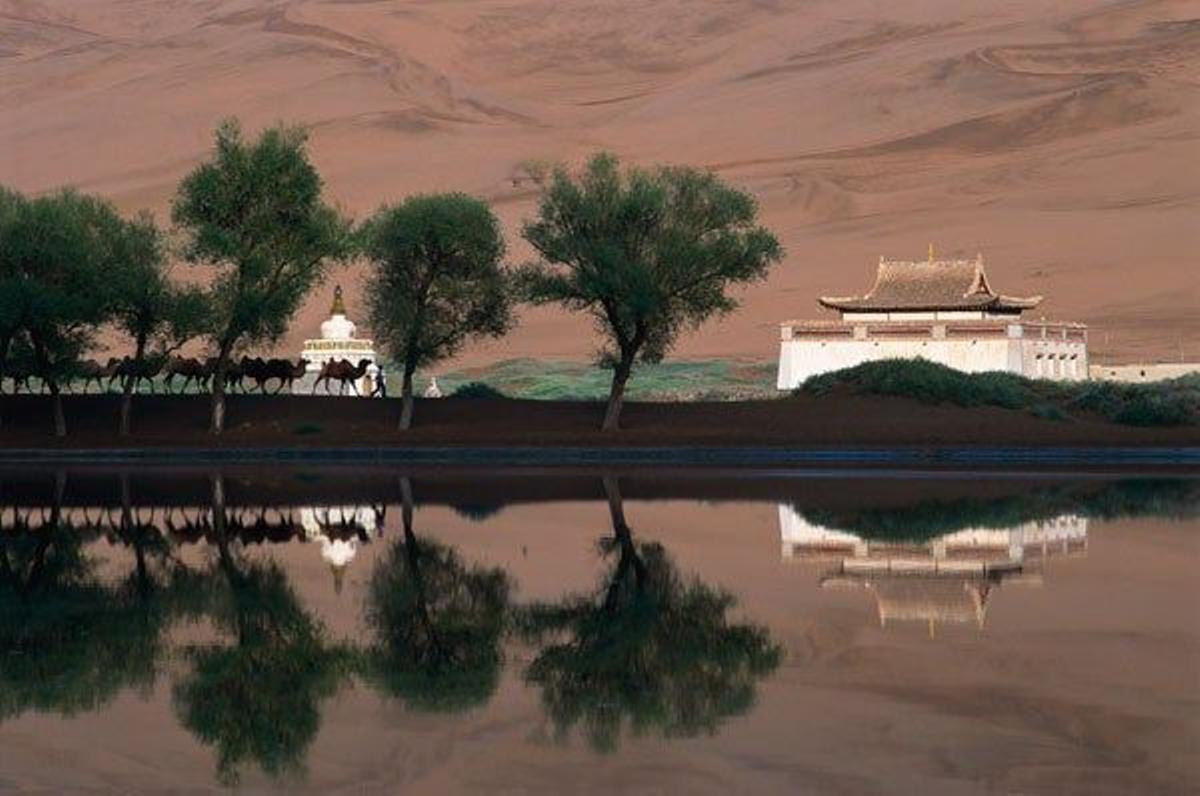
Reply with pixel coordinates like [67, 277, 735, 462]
[778, 506, 1088, 634]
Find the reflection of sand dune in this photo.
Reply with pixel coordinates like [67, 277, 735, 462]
[1, 0, 1196, 362]
[780, 505, 1088, 633]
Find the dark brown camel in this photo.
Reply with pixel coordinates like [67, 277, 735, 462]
[240, 356, 270, 393]
[164, 356, 211, 394]
[313, 358, 371, 396]
[241, 357, 306, 394]
[72, 358, 122, 393]
[261, 358, 308, 394]
[112, 356, 166, 394]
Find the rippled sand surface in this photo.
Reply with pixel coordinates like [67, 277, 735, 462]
[1, 0, 1197, 363]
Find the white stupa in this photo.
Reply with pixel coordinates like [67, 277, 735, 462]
[299, 285, 380, 396]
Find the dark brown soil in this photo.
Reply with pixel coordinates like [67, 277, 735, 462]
[2, 392, 1196, 449]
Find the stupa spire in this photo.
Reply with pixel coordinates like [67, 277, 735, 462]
[330, 284, 346, 316]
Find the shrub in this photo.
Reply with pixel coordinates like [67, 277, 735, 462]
[452, 381, 508, 399]
[799, 358, 1032, 409]
[797, 358, 1198, 427]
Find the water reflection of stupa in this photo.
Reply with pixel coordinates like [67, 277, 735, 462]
[299, 505, 385, 594]
[778, 506, 1088, 634]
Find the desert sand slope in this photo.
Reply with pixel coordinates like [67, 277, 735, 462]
[1, 0, 1197, 366]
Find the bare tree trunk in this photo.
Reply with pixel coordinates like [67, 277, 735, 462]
[210, 339, 234, 436]
[601, 359, 633, 432]
[600, 475, 646, 608]
[0, 332, 10, 432]
[399, 475, 415, 540]
[47, 377, 66, 437]
[119, 335, 147, 437]
[399, 362, 416, 431]
[30, 332, 67, 437]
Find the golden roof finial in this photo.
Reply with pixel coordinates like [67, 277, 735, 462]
[928, 242, 935, 263]
[331, 284, 346, 316]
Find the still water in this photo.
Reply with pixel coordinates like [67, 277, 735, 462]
[0, 468, 1196, 794]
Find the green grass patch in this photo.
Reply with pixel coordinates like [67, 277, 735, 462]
[395, 358, 777, 402]
[797, 359, 1199, 427]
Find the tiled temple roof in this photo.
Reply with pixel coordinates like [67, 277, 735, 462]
[818, 255, 1042, 313]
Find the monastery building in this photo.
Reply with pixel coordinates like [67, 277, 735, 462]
[777, 251, 1088, 389]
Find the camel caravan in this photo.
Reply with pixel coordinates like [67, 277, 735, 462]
[1, 355, 377, 397]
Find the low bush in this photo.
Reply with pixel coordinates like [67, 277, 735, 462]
[797, 359, 1198, 427]
[451, 382, 508, 399]
[800, 359, 1033, 409]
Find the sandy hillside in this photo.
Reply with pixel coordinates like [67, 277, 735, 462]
[1, 0, 1197, 366]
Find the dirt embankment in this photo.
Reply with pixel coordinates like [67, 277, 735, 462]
[2, 393, 1196, 450]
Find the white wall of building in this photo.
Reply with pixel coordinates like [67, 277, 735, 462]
[1089, 362, 1200, 383]
[777, 327, 1088, 389]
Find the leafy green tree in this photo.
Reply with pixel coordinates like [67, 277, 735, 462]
[172, 119, 352, 434]
[362, 194, 514, 429]
[0, 475, 175, 721]
[107, 211, 209, 435]
[0, 186, 28, 430]
[172, 476, 351, 784]
[359, 477, 511, 710]
[0, 190, 119, 435]
[520, 153, 783, 430]
[517, 477, 780, 751]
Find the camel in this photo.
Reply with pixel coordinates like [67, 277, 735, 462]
[261, 358, 308, 394]
[72, 358, 122, 393]
[112, 356, 166, 394]
[313, 358, 371, 396]
[1, 360, 37, 394]
[241, 357, 305, 394]
[164, 356, 212, 394]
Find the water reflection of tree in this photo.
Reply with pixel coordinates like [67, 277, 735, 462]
[518, 477, 781, 752]
[172, 475, 351, 785]
[0, 473, 176, 721]
[359, 477, 511, 711]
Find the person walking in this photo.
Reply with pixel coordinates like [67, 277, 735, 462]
[373, 365, 387, 398]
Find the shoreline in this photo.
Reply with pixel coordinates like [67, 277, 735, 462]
[3, 393, 1198, 470]
[2, 445, 1197, 469]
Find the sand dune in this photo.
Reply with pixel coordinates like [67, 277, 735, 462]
[1, 0, 1196, 366]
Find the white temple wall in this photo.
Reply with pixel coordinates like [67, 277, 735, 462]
[777, 336, 1088, 389]
[778, 505, 1088, 563]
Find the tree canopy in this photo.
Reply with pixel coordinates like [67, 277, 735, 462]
[0, 189, 123, 435]
[172, 554, 350, 785]
[362, 193, 514, 429]
[107, 210, 208, 434]
[517, 479, 780, 751]
[519, 153, 783, 430]
[172, 119, 352, 433]
[359, 478, 511, 710]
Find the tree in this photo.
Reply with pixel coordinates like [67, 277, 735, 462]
[0, 186, 27, 430]
[519, 153, 783, 431]
[358, 477, 512, 710]
[172, 476, 351, 784]
[107, 211, 209, 435]
[362, 194, 514, 430]
[0, 190, 119, 436]
[517, 477, 780, 751]
[0, 474, 175, 722]
[172, 119, 352, 434]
